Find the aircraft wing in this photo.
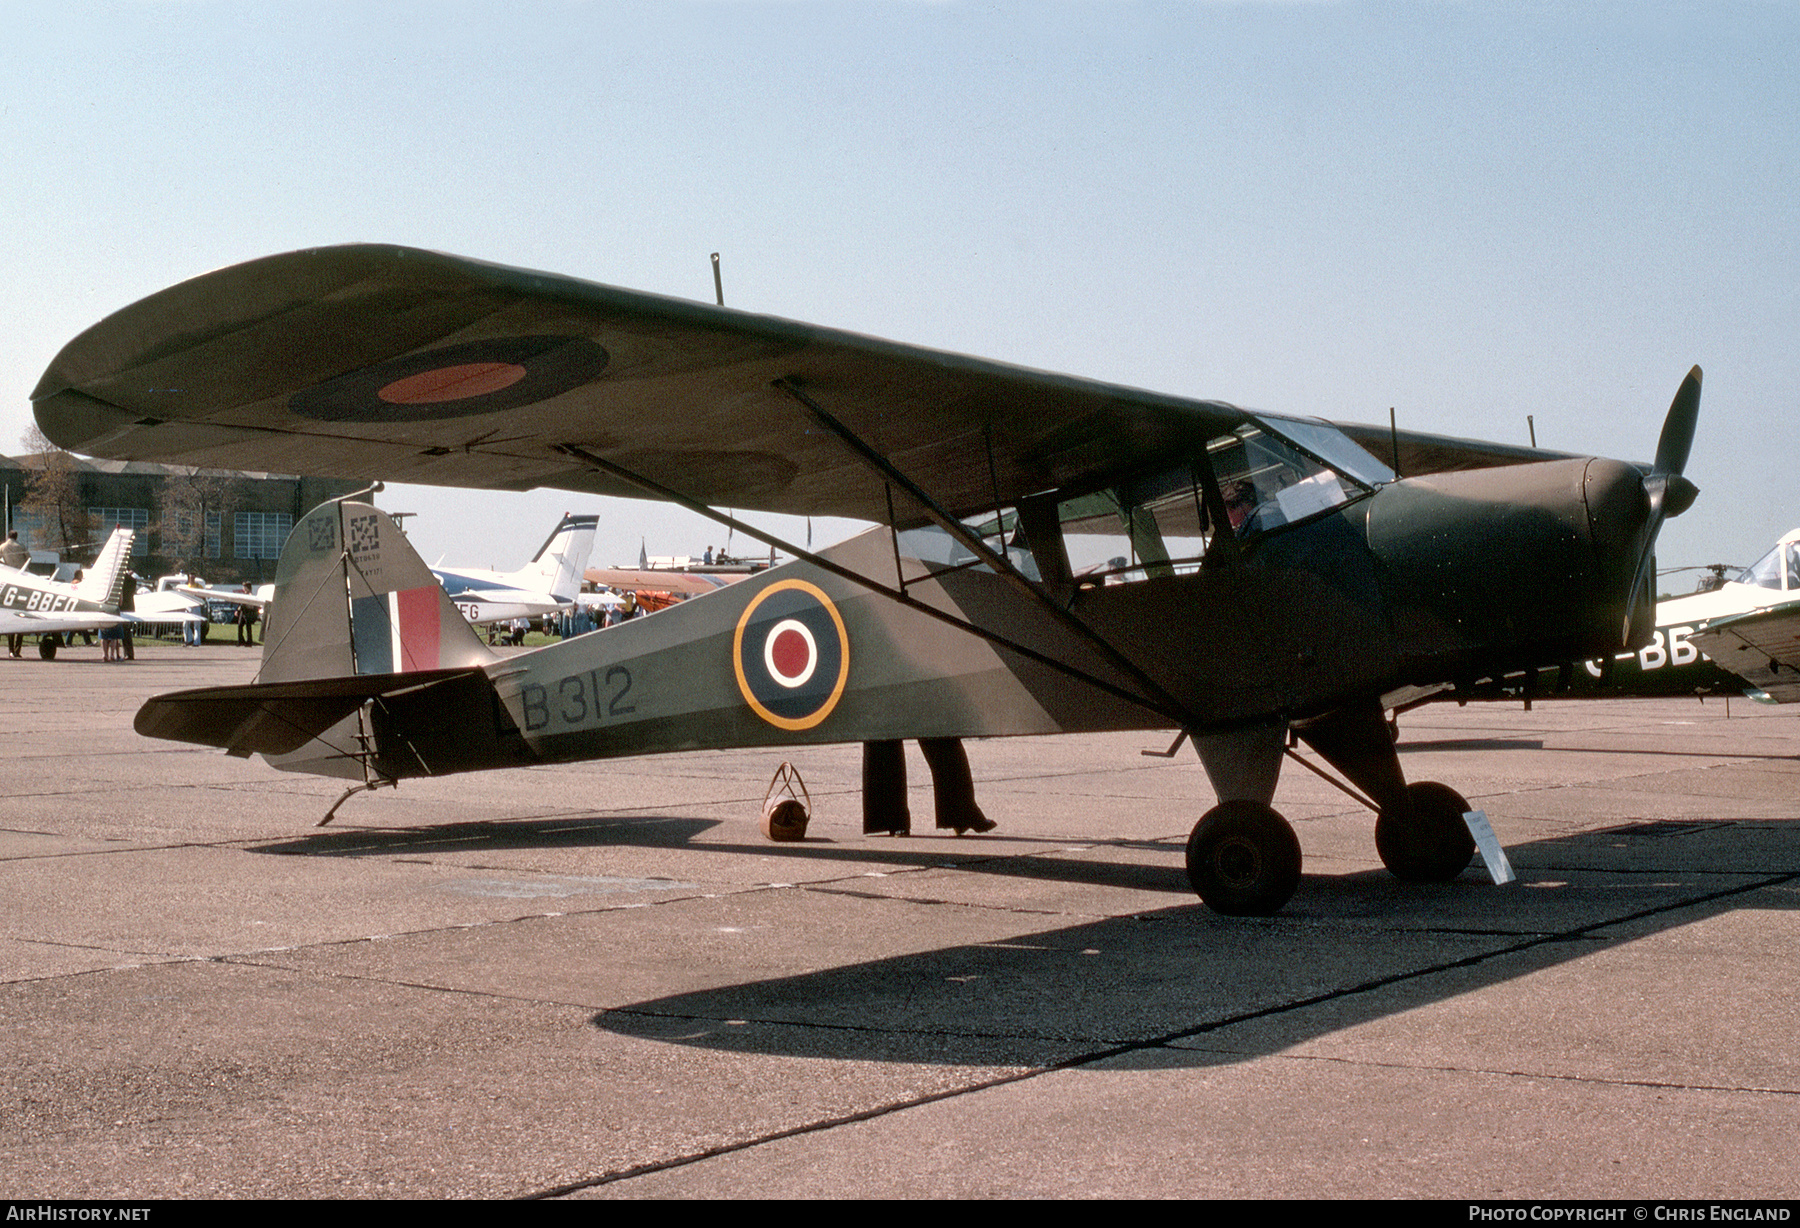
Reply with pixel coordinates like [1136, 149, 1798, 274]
[132, 591, 206, 622]
[31, 245, 1373, 523]
[0, 610, 130, 635]
[1333, 422, 1581, 477]
[1689, 599, 1800, 703]
[184, 586, 268, 609]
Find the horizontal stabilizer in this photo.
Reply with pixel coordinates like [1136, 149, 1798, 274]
[136, 668, 490, 757]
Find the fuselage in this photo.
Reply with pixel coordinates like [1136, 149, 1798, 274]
[374, 453, 1666, 779]
[0, 566, 116, 621]
[432, 567, 570, 625]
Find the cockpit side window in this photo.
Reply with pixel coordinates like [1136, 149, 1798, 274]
[889, 418, 1377, 592]
[1054, 463, 1212, 585]
[1739, 542, 1800, 592]
[1209, 423, 1359, 537]
[893, 512, 1043, 582]
[1049, 420, 1374, 586]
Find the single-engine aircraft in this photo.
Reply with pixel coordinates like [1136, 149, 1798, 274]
[432, 511, 598, 625]
[1391, 526, 1800, 711]
[30, 245, 1703, 914]
[0, 528, 138, 658]
[134, 575, 267, 627]
[1686, 528, 1800, 701]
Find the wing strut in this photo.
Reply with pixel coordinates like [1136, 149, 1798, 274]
[770, 378, 1197, 725]
[550, 443, 1190, 725]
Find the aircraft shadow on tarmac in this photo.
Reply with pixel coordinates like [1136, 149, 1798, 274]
[249, 816, 1200, 893]
[1401, 734, 1800, 761]
[584, 819, 1798, 1070]
[252, 815, 731, 858]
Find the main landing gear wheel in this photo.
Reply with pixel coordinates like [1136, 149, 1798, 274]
[38, 634, 59, 661]
[1185, 800, 1302, 916]
[1375, 781, 1476, 883]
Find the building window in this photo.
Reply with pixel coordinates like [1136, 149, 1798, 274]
[13, 510, 48, 551]
[234, 512, 293, 560]
[89, 507, 151, 556]
[170, 509, 224, 560]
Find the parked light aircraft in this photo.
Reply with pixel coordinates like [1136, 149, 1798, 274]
[31, 245, 1703, 914]
[131, 576, 265, 630]
[0, 528, 137, 658]
[1687, 528, 1800, 701]
[1410, 526, 1800, 710]
[432, 512, 597, 625]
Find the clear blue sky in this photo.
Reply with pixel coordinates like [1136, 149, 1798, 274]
[3, 2, 1795, 577]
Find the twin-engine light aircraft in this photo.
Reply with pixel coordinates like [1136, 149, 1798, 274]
[0, 528, 137, 658]
[432, 511, 598, 626]
[31, 245, 1702, 914]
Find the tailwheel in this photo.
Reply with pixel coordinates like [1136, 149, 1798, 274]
[1375, 781, 1476, 882]
[1185, 800, 1302, 916]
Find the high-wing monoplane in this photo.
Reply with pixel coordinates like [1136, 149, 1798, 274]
[131, 575, 264, 628]
[1391, 525, 1800, 710]
[0, 528, 138, 658]
[432, 511, 597, 625]
[31, 245, 1703, 913]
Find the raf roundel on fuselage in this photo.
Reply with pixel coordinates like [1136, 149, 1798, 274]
[733, 579, 849, 731]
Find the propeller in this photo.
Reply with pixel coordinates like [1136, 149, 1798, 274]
[1623, 366, 1702, 642]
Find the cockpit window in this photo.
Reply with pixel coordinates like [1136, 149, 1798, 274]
[1251, 414, 1396, 489]
[1739, 542, 1800, 592]
[890, 418, 1380, 590]
[1208, 422, 1365, 536]
[894, 514, 1042, 582]
[1053, 417, 1376, 584]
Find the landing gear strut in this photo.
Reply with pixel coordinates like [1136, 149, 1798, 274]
[1185, 800, 1302, 916]
[1184, 702, 1483, 915]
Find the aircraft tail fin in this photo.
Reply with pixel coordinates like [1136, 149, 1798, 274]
[74, 527, 134, 606]
[503, 513, 597, 602]
[258, 497, 496, 685]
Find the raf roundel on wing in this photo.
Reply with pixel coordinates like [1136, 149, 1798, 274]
[733, 580, 849, 731]
[288, 336, 609, 422]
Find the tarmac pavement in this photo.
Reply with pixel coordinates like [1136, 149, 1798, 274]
[2, 640, 1797, 1198]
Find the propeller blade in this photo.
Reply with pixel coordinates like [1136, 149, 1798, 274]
[1623, 366, 1704, 642]
[1652, 365, 1702, 476]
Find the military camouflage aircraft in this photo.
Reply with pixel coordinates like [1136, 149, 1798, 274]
[31, 245, 1702, 914]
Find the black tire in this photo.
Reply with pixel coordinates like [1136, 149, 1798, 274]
[38, 635, 59, 661]
[1375, 780, 1476, 882]
[1185, 800, 1302, 916]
